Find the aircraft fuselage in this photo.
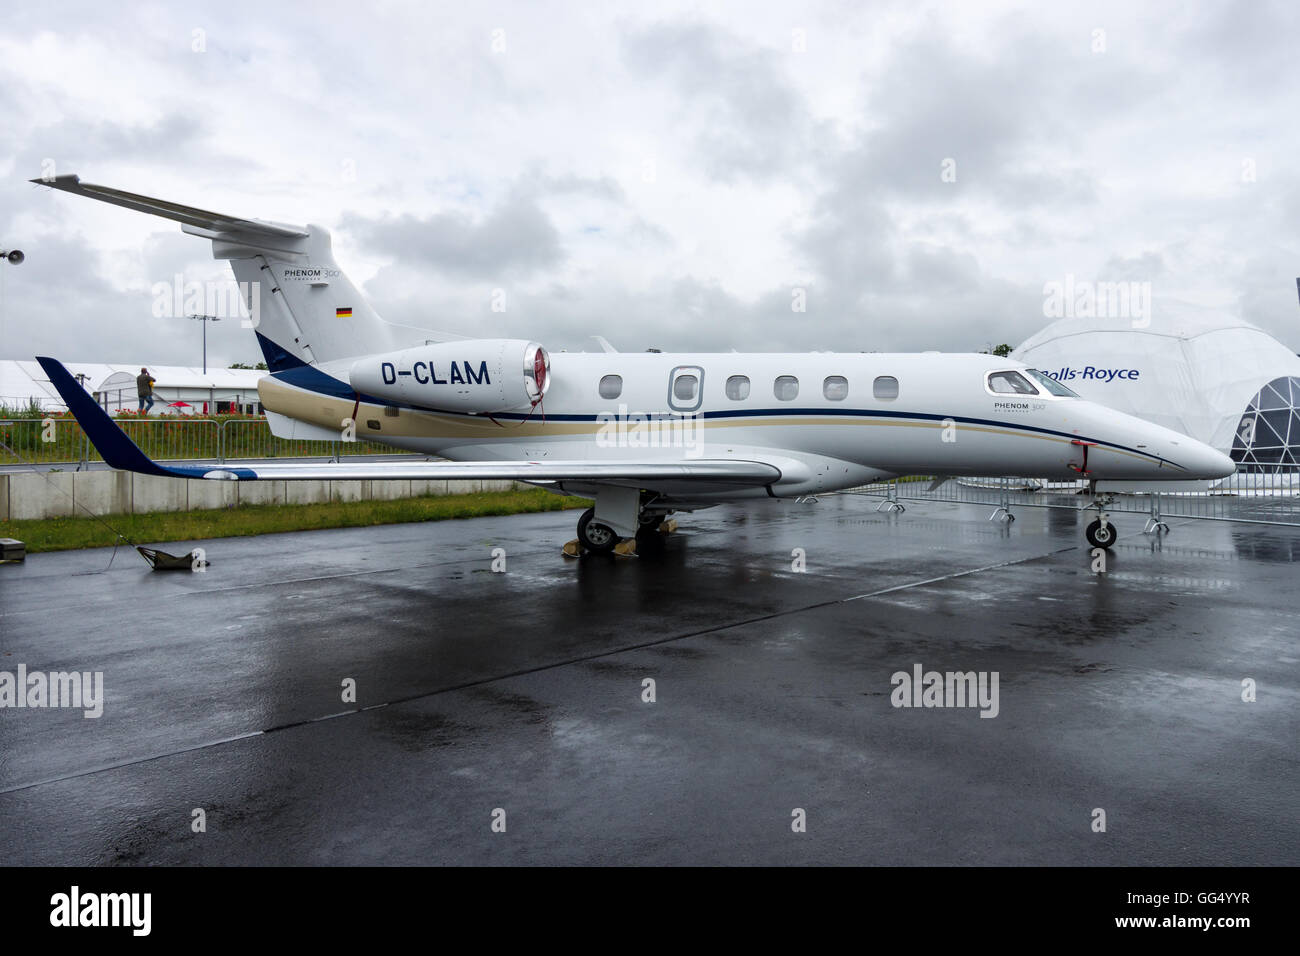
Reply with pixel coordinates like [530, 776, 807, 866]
[258, 350, 1233, 501]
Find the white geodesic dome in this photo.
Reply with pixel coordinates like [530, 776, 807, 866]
[1013, 306, 1300, 463]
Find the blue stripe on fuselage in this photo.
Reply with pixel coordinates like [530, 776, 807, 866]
[269, 362, 398, 407]
[270, 369, 1173, 468]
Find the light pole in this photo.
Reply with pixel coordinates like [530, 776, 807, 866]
[0, 249, 24, 362]
[187, 314, 221, 374]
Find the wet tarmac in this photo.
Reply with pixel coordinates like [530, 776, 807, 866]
[1, 494, 1296, 865]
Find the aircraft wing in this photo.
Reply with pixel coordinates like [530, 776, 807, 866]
[36, 357, 781, 488]
[31, 175, 308, 240]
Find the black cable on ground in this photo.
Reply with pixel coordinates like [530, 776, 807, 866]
[0, 440, 149, 572]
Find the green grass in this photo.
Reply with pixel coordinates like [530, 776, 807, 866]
[1, 488, 592, 553]
[0, 399, 48, 419]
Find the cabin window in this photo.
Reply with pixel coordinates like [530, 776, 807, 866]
[673, 374, 699, 402]
[774, 375, 799, 401]
[668, 365, 705, 412]
[823, 376, 848, 401]
[873, 375, 899, 400]
[598, 374, 622, 400]
[726, 375, 751, 401]
[987, 370, 1039, 395]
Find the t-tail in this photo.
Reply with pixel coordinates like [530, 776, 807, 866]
[30, 175, 407, 371]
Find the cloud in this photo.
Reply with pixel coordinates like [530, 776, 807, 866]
[622, 21, 826, 183]
[2, 0, 1300, 368]
[0, 234, 205, 366]
[342, 191, 564, 281]
[1099, 251, 1166, 282]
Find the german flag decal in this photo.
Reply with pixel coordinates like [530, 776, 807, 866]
[336, 307, 353, 318]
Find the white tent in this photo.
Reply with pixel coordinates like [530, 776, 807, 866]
[1013, 305, 1300, 464]
[0, 359, 266, 414]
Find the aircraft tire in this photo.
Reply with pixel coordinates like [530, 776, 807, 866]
[577, 507, 619, 553]
[1085, 519, 1116, 550]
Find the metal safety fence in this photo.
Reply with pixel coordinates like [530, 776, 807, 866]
[840, 466, 1300, 529]
[218, 419, 393, 461]
[0, 417, 401, 468]
[6, 414, 1298, 528]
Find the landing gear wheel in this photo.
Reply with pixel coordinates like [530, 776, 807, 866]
[638, 512, 665, 530]
[577, 507, 619, 554]
[1085, 519, 1116, 550]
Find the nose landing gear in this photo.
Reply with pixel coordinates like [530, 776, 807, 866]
[1084, 517, 1115, 549]
[1083, 489, 1117, 549]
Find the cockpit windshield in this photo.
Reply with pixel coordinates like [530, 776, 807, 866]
[986, 370, 1039, 395]
[1023, 368, 1079, 397]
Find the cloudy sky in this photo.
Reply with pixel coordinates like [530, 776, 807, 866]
[1, 0, 1298, 370]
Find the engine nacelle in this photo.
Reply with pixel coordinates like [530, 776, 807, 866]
[349, 339, 550, 414]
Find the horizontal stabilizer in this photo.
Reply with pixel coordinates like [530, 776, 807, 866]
[31, 175, 308, 240]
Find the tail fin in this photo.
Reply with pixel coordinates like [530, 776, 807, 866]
[223, 227, 403, 370]
[32, 175, 408, 370]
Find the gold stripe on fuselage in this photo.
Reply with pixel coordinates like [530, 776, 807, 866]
[258, 378, 1172, 469]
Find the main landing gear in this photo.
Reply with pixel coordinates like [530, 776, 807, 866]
[576, 507, 619, 553]
[570, 497, 676, 556]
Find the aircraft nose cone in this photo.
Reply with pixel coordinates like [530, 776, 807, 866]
[1206, 447, 1237, 480]
[1181, 442, 1236, 479]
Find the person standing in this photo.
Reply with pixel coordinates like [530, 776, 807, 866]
[136, 367, 156, 413]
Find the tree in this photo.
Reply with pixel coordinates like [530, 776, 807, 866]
[229, 362, 268, 370]
[991, 343, 1013, 357]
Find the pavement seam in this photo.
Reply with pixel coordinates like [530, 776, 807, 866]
[0, 538, 1082, 797]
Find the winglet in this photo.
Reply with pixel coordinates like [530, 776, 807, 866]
[36, 357, 174, 477]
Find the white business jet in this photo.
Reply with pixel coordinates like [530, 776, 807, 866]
[32, 175, 1234, 553]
